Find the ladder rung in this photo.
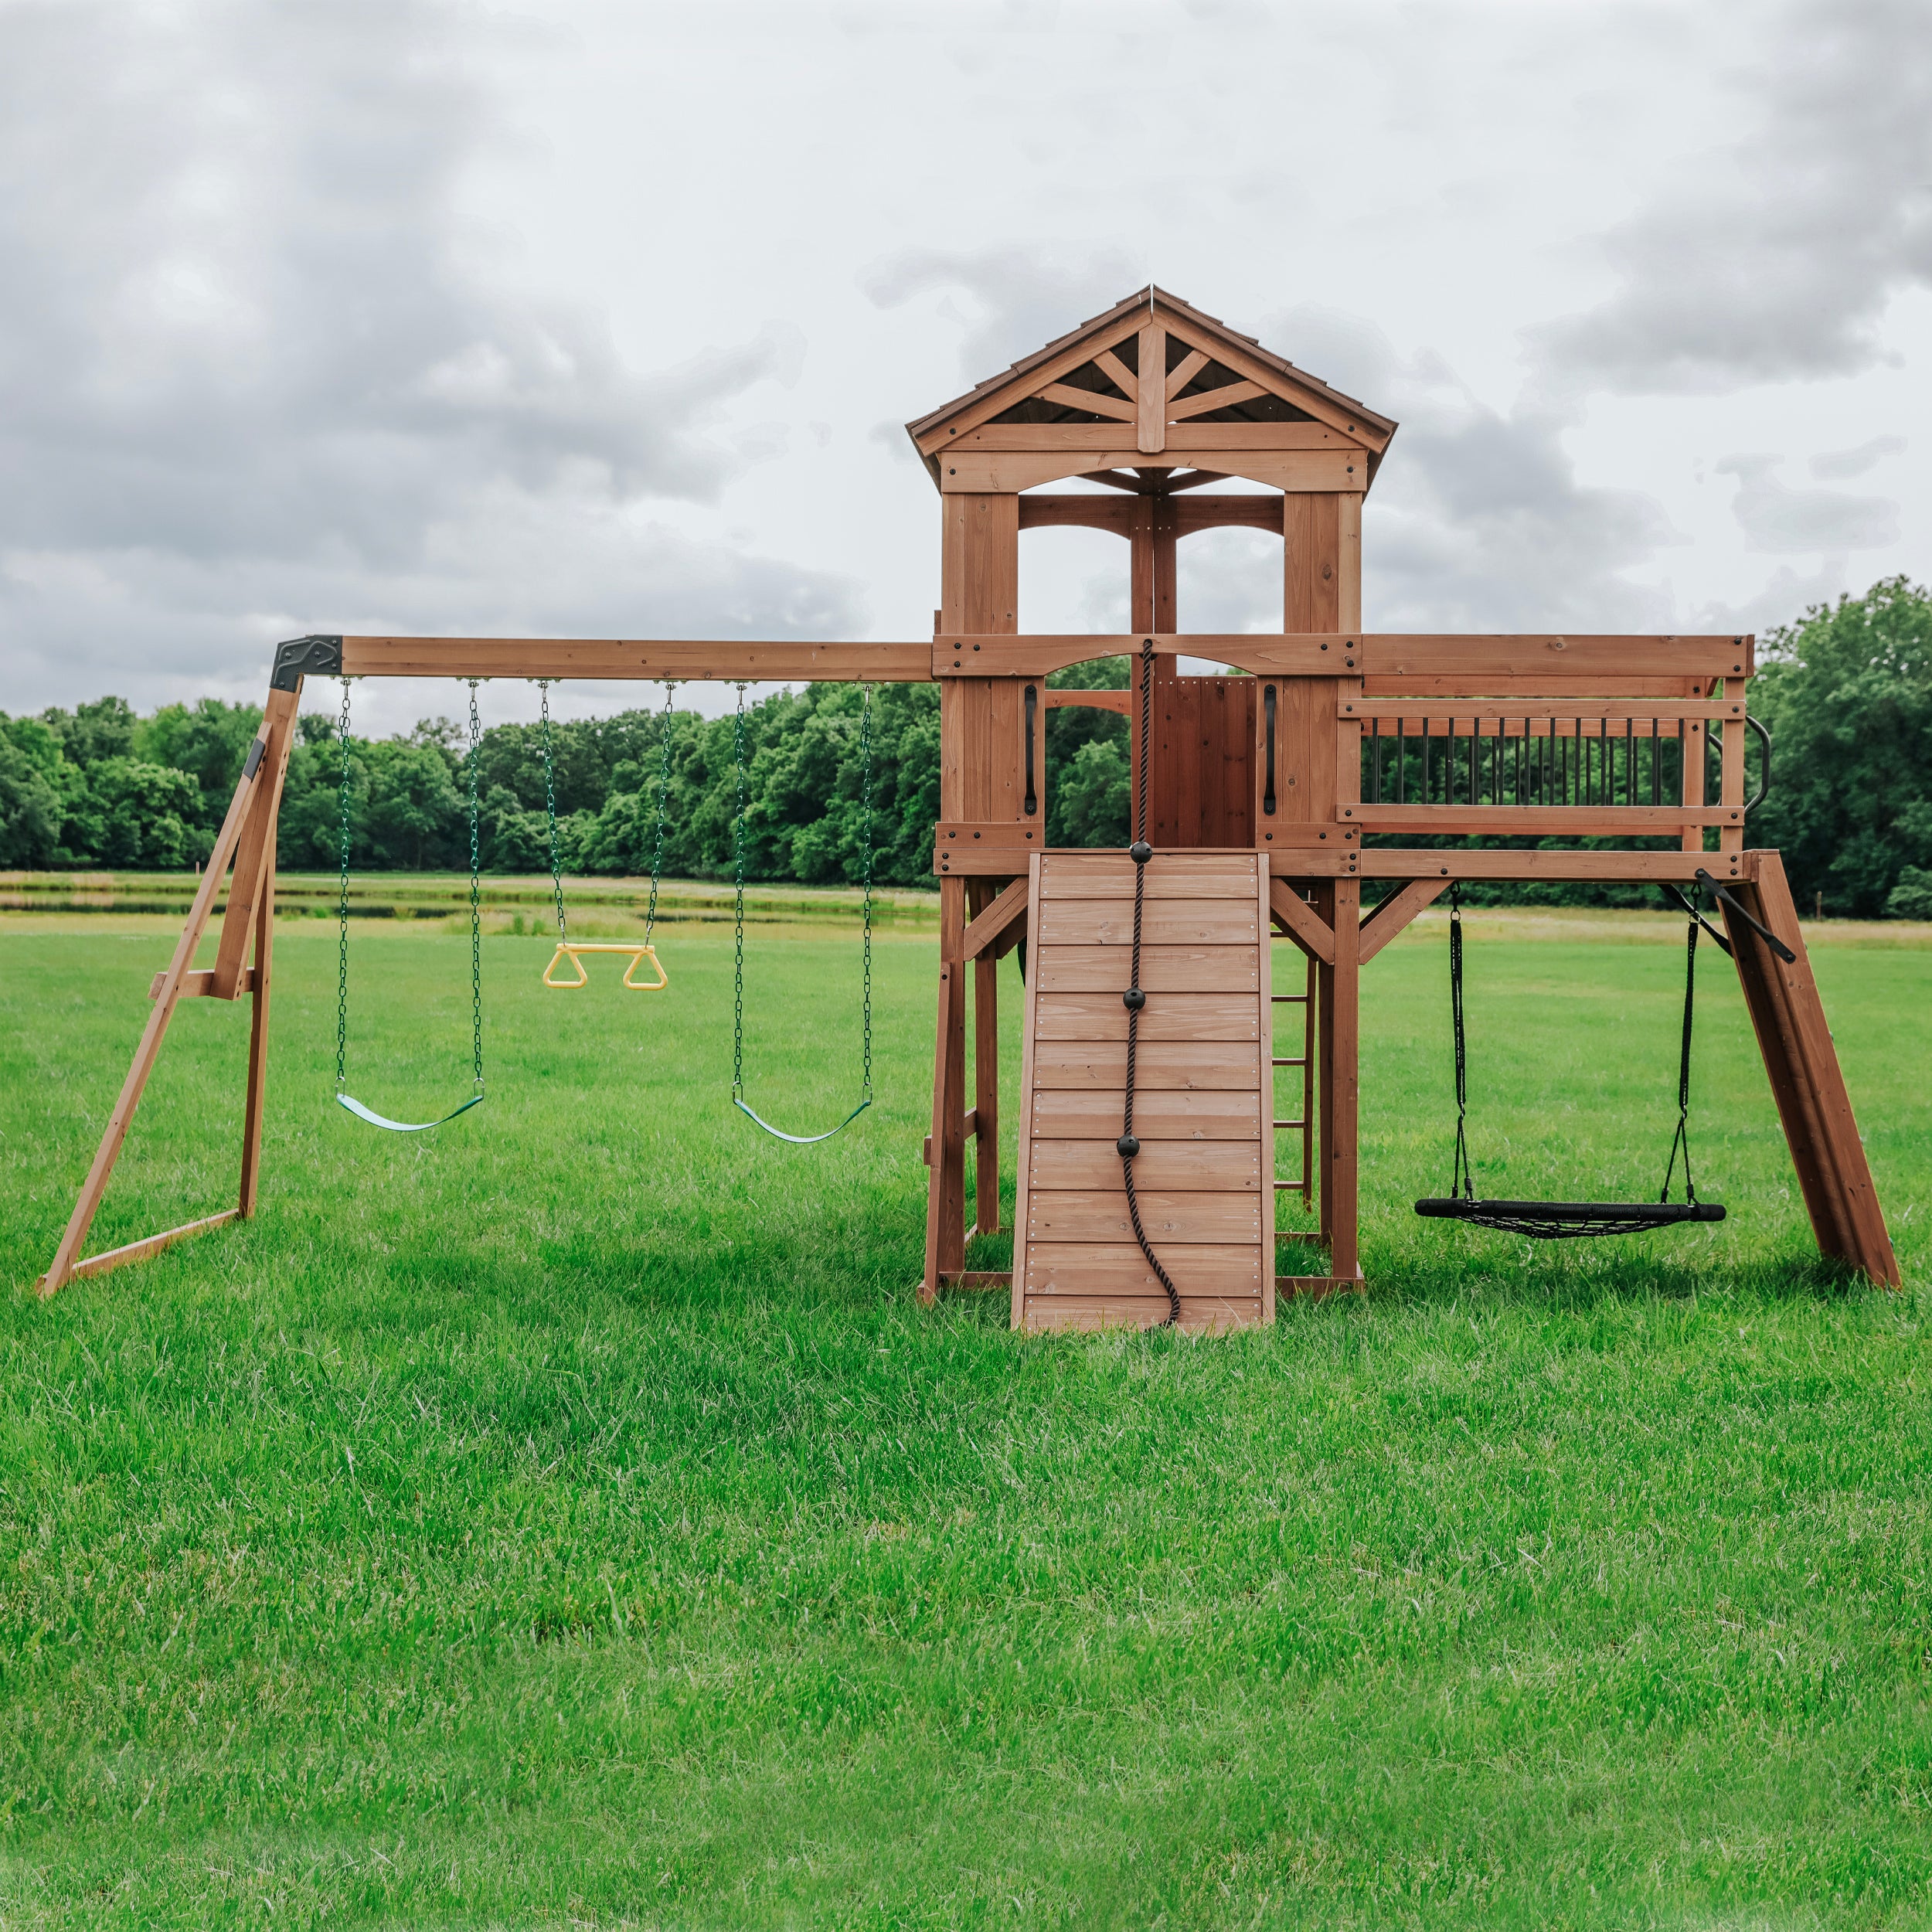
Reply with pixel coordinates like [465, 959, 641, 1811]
[1274, 1180, 1312, 1191]
[1271, 1056, 1308, 1067]
[1270, 994, 1311, 1003]
[1273, 1118, 1308, 1131]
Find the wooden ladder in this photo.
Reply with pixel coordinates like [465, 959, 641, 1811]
[1270, 944, 1318, 1272]
[1011, 849, 1275, 1332]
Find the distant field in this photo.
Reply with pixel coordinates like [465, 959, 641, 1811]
[2, 906, 1928, 1928]
[0, 869, 938, 929]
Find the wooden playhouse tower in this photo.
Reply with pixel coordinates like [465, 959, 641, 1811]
[35, 286, 1898, 1317]
[901, 287, 1898, 1326]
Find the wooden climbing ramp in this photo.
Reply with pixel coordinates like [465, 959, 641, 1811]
[1011, 850, 1274, 1333]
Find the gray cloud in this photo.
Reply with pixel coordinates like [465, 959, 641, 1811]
[1529, 0, 1932, 395]
[1267, 304, 1681, 630]
[1811, 434, 1907, 480]
[1715, 454, 1900, 552]
[0, 0, 859, 712]
[859, 243, 1141, 382]
[1692, 560, 1849, 637]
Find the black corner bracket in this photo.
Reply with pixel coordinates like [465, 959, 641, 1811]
[270, 634, 344, 692]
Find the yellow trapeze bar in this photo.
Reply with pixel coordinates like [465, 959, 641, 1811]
[542, 942, 668, 991]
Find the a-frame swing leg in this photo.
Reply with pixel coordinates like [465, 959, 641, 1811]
[36, 683, 299, 1298]
[1722, 852, 1899, 1287]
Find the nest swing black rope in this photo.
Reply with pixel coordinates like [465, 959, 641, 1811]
[1413, 885, 1725, 1239]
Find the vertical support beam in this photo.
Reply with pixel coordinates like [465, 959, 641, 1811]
[1284, 492, 1342, 633]
[1328, 876, 1362, 1282]
[1137, 319, 1166, 455]
[930, 487, 1019, 1294]
[1719, 685, 1747, 854]
[1313, 880, 1337, 1249]
[970, 880, 1001, 1236]
[1335, 489, 1362, 632]
[1681, 717, 1705, 852]
[238, 801, 279, 1217]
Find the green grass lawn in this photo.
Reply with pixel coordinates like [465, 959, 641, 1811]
[2, 905, 1929, 1928]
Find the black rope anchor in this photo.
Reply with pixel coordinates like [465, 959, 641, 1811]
[1116, 639, 1182, 1328]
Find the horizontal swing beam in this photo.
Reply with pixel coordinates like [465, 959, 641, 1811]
[274, 631, 1754, 689]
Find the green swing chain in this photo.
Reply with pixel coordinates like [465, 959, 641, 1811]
[539, 679, 566, 945]
[467, 680, 483, 1094]
[334, 676, 483, 1110]
[730, 682, 872, 1139]
[335, 676, 353, 1097]
[733, 684, 748, 1100]
[645, 680, 676, 947]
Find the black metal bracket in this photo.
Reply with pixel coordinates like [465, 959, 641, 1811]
[1022, 683, 1038, 816]
[1696, 868, 1797, 963]
[1657, 883, 1732, 956]
[270, 634, 343, 692]
[1262, 682, 1277, 815]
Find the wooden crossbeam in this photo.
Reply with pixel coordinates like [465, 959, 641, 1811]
[1357, 880, 1448, 964]
[961, 877, 1031, 961]
[1268, 879, 1336, 966]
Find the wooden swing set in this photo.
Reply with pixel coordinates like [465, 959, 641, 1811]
[36, 287, 1899, 1317]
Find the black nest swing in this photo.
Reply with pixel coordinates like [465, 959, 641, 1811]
[1411, 876, 1786, 1240]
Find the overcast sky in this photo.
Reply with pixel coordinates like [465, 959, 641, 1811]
[2, 0, 1927, 733]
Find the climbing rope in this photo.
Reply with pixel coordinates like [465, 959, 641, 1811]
[1117, 640, 1182, 1328]
[731, 681, 873, 1144]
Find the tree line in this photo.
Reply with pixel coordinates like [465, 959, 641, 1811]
[2, 577, 1929, 915]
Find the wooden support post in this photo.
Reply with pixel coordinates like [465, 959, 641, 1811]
[921, 877, 971, 1298]
[1328, 876, 1361, 1281]
[969, 880, 1001, 1236]
[1722, 853, 1899, 1286]
[239, 806, 278, 1217]
[38, 688, 298, 1297]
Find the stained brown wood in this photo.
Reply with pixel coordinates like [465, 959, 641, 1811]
[239, 770, 284, 1218]
[1137, 320, 1165, 454]
[148, 967, 259, 1000]
[1042, 852, 1260, 896]
[1038, 381, 1138, 422]
[1036, 1090, 1260, 1128]
[1168, 379, 1267, 420]
[1721, 855, 1898, 1286]
[38, 691, 298, 1298]
[56, 1209, 242, 1285]
[1013, 852, 1270, 1329]
[1029, 1189, 1262, 1243]
[939, 448, 1361, 495]
[1034, 992, 1259, 1042]
[1026, 1243, 1264, 1295]
[1044, 689, 1132, 714]
[971, 879, 1002, 1238]
[961, 876, 1029, 960]
[1356, 879, 1448, 964]
[1034, 899, 1259, 946]
[341, 638, 934, 682]
[1032, 944, 1259, 993]
[1024, 1295, 1264, 1334]
[1031, 1139, 1261, 1190]
[1269, 879, 1337, 966]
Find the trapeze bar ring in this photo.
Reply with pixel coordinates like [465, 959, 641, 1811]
[540, 943, 668, 991]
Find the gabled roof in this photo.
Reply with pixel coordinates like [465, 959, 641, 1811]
[904, 284, 1398, 488]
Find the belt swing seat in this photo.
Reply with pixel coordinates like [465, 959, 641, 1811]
[536, 677, 672, 993]
[1410, 876, 1788, 1239]
[332, 676, 488, 1133]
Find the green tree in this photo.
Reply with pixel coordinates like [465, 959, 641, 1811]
[0, 716, 65, 867]
[78, 759, 206, 868]
[1043, 656, 1129, 846]
[1750, 576, 1932, 917]
[136, 699, 264, 832]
